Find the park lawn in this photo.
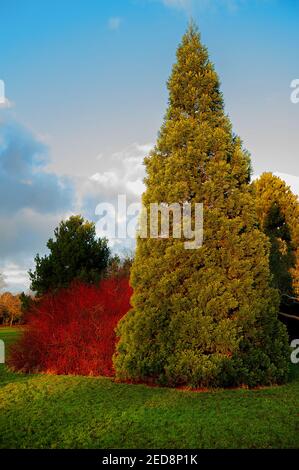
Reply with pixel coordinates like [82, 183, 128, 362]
[0, 327, 298, 449]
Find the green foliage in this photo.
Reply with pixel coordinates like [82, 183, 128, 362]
[29, 215, 111, 295]
[264, 204, 295, 296]
[114, 24, 290, 387]
[106, 254, 133, 279]
[253, 172, 299, 298]
[0, 328, 299, 449]
[19, 292, 35, 314]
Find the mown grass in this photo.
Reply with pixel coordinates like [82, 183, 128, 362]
[0, 327, 298, 449]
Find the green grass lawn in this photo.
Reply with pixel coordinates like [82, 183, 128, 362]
[0, 326, 298, 449]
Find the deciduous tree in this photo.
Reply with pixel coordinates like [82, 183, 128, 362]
[0, 292, 22, 326]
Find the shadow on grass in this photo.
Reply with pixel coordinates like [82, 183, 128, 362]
[0, 366, 298, 449]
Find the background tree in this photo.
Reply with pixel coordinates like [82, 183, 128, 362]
[19, 292, 35, 315]
[106, 254, 133, 279]
[29, 215, 111, 295]
[0, 292, 22, 326]
[263, 204, 295, 296]
[114, 24, 289, 388]
[253, 173, 299, 299]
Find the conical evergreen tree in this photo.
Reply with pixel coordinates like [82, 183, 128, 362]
[114, 24, 289, 387]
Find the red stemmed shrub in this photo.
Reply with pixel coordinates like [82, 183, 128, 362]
[8, 277, 132, 376]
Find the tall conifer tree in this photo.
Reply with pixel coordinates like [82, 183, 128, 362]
[114, 24, 289, 387]
[253, 172, 299, 299]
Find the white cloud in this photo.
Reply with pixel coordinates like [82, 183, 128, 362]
[1, 263, 29, 290]
[0, 79, 13, 108]
[0, 207, 76, 293]
[90, 171, 119, 187]
[0, 272, 6, 291]
[107, 17, 122, 31]
[159, 0, 248, 12]
[81, 143, 153, 255]
[0, 98, 13, 109]
[135, 143, 154, 153]
[89, 142, 153, 200]
[126, 179, 146, 196]
[0, 119, 75, 292]
[273, 172, 299, 197]
[0, 120, 74, 216]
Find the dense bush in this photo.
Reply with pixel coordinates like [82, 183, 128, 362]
[9, 277, 132, 376]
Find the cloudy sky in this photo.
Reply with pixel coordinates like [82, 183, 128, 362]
[0, 0, 298, 292]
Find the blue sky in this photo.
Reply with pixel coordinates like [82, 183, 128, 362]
[0, 0, 298, 291]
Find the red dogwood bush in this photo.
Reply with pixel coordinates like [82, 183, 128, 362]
[9, 277, 132, 376]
